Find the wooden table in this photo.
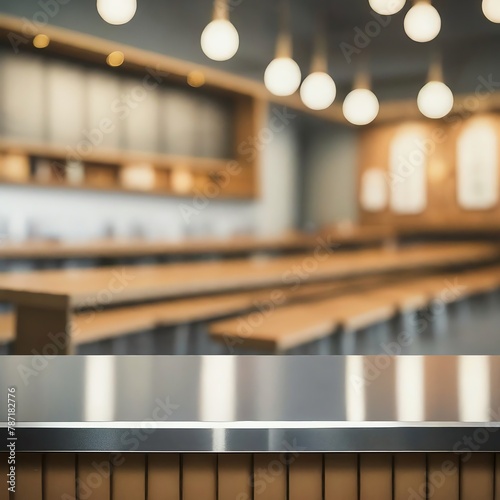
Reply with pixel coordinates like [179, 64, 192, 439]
[0, 227, 393, 260]
[0, 242, 497, 355]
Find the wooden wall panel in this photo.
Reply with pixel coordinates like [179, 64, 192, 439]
[495, 454, 500, 500]
[148, 453, 180, 500]
[359, 453, 392, 500]
[77, 453, 111, 500]
[14, 453, 43, 500]
[427, 453, 459, 500]
[289, 454, 323, 500]
[253, 453, 287, 500]
[358, 113, 500, 229]
[44, 453, 76, 500]
[0, 453, 8, 500]
[218, 454, 252, 500]
[394, 454, 426, 500]
[324, 453, 358, 500]
[111, 453, 146, 500]
[461, 453, 495, 500]
[5, 452, 500, 499]
[182, 454, 217, 500]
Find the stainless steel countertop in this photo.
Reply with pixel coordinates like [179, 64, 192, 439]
[1, 355, 499, 452]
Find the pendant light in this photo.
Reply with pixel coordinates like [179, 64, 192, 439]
[300, 22, 336, 110]
[404, 0, 441, 43]
[343, 70, 379, 126]
[417, 54, 454, 119]
[482, 0, 500, 23]
[264, 0, 301, 96]
[97, 0, 137, 25]
[201, 0, 239, 61]
[369, 0, 406, 16]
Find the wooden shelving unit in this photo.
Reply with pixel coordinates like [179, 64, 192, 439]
[0, 140, 257, 199]
[0, 16, 268, 200]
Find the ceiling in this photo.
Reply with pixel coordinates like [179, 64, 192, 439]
[1, 0, 500, 101]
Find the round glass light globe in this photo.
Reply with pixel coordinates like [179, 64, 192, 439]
[264, 57, 302, 96]
[369, 0, 406, 16]
[343, 88, 380, 126]
[300, 72, 337, 110]
[201, 19, 239, 61]
[97, 0, 137, 25]
[417, 80, 454, 119]
[482, 0, 500, 23]
[404, 2, 441, 42]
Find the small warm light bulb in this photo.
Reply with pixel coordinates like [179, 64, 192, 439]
[343, 88, 379, 126]
[97, 0, 137, 25]
[368, 0, 406, 15]
[171, 168, 194, 193]
[33, 34, 50, 49]
[417, 80, 453, 119]
[264, 57, 301, 96]
[106, 51, 125, 67]
[482, 0, 500, 22]
[300, 72, 336, 110]
[201, 19, 239, 61]
[187, 71, 206, 87]
[404, 1, 441, 42]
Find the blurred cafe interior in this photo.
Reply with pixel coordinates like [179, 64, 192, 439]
[1, 0, 500, 356]
[2, 2, 500, 498]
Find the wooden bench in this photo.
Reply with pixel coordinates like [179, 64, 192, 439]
[1, 264, 499, 352]
[209, 266, 500, 352]
[0, 243, 497, 354]
[0, 278, 381, 348]
[210, 292, 398, 351]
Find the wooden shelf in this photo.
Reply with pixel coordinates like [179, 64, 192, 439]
[0, 139, 232, 171]
[0, 177, 255, 200]
[0, 15, 267, 201]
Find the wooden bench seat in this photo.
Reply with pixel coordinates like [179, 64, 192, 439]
[210, 293, 398, 351]
[209, 266, 500, 352]
[0, 278, 383, 347]
[2, 266, 499, 350]
[0, 312, 14, 344]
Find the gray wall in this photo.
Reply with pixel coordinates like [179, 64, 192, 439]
[300, 120, 359, 230]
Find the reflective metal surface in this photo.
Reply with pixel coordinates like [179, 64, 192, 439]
[1, 355, 499, 452]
